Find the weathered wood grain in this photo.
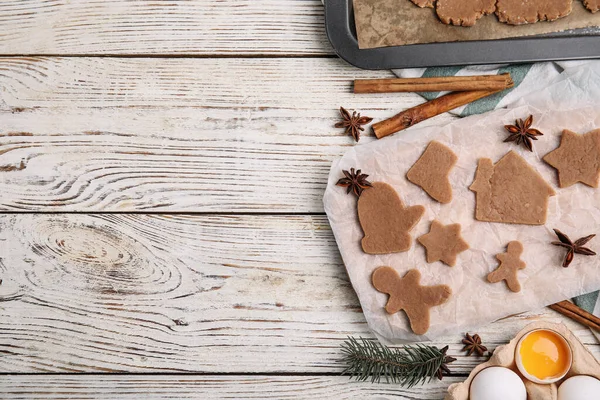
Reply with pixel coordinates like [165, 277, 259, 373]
[0, 375, 462, 400]
[0, 214, 597, 373]
[0, 57, 455, 212]
[0, 0, 331, 56]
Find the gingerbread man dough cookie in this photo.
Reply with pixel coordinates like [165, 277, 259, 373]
[407, 141, 457, 204]
[436, 0, 496, 26]
[543, 129, 600, 188]
[358, 182, 425, 255]
[372, 267, 452, 335]
[487, 241, 526, 292]
[418, 220, 469, 267]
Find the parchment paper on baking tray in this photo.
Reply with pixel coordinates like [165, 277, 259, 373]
[354, 0, 600, 50]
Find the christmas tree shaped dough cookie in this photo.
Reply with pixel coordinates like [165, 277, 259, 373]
[487, 241, 526, 292]
[407, 141, 457, 204]
[418, 220, 469, 267]
[358, 182, 425, 254]
[470, 151, 555, 225]
[543, 129, 600, 188]
[372, 267, 452, 335]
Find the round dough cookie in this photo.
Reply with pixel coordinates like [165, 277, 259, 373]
[583, 0, 600, 12]
[436, 0, 496, 26]
[496, 0, 572, 25]
[409, 0, 435, 8]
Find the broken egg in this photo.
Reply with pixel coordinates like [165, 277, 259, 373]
[515, 329, 572, 384]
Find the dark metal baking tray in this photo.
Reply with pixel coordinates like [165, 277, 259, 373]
[325, 0, 600, 70]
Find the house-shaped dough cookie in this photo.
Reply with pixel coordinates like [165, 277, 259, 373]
[469, 151, 555, 225]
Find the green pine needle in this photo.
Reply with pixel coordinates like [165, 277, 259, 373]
[339, 336, 453, 387]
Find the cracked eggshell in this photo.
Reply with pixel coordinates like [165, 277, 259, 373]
[445, 321, 600, 400]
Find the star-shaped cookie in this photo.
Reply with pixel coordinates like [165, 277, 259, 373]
[418, 220, 469, 267]
[543, 129, 600, 188]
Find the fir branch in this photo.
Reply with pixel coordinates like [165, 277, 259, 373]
[339, 337, 456, 387]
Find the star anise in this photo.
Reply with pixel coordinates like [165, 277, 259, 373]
[336, 168, 372, 198]
[462, 333, 487, 357]
[552, 229, 596, 268]
[335, 106, 373, 142]
[503, 115, 543, 152]
[436, 345, 457, 380]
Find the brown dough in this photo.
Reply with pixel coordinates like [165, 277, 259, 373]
[469, 151, 556, 225]
[372, 267, 452, 335]
[496, 0, 573, 25]
[410, 0, 435, 7]
[407, 141, 457, 204]
[487, 241, 526, 292]
[358, 182, 425, 254]
[543, 129, 600, 188]
[417, 220, 469, 267]
[583, 0, 600, 12]
[436, 0, 496, 26]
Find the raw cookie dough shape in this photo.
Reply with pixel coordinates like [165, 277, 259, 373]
[417, 220, 469, 267]
[487, 241, 526, 292]
[358, 182, 425, 254]
[583, 0, 600, 12]
[407, 140, 457, 204]
[372, 267, 452, 335]
[469, 151, 556, 225]
[410, 0, 435, 7]
[436, 0, 496, 26]
[495, 0, 572, 25]
[543, 129, 600, 188]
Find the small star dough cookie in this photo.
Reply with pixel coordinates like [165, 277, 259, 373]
[436, 0, 496, 26]
[409, 0, 435, 7]
[496, 0, 572, 25]
[487, 241, 526, 292]
[407, 141, 457, 204]
[583, 0, 600, 12]
[470, 151, 556, 225]
[543, 129, 600, 188]
[372, 267, 452, 335]
[418, 220, 469, 267]
[358, 182, 425, 255]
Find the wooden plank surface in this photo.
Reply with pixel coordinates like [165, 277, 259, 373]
[0, 57, 454, 212]
[0, 0, 331, 56]
[0, 375, 462, 400]
[0, 213, 597, 373]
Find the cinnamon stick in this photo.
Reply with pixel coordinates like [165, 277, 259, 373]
[549, 300, 600, 332]
[372, 89, 504, 139]
[354, 74, 513, 94]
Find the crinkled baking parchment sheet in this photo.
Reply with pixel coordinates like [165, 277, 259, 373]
[323, 64, 600, 343]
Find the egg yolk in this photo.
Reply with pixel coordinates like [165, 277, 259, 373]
[519, 330, 570, 380]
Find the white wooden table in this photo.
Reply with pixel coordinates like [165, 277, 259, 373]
[0, 1, 598, 398]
